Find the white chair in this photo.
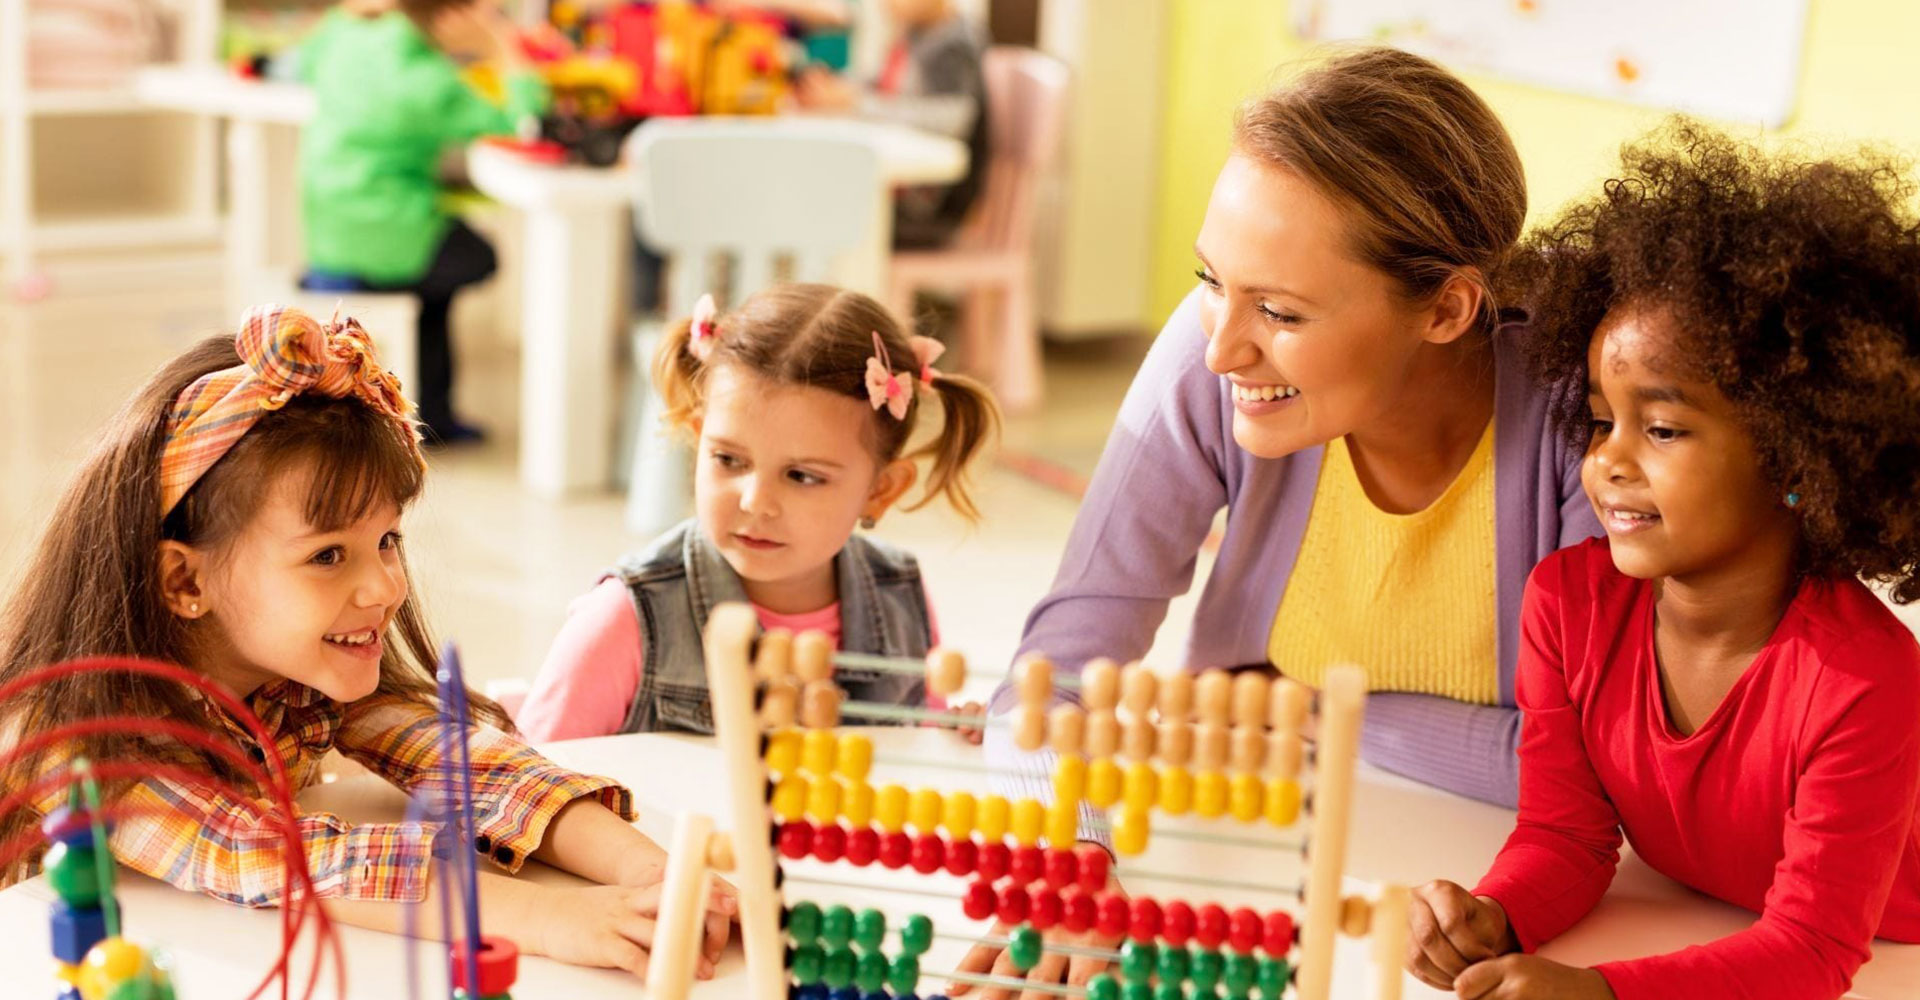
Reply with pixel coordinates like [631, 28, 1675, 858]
[622, 120, 881, 536]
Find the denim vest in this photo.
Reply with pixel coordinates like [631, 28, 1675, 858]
[611, 520, 931, 734]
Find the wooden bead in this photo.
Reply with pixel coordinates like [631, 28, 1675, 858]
[1230, 724, 1266, 773]
[1157, 765, 1193, 815]
[1196, 669, 1232, 722]
[1086, 711, 1121, 759]
[1018, 656, 1055, 706]
[1340, 895, 1372, 937]
[764, 728, 801, 774]
[1122, 761, 1157, 813]
[926, 647, 967, 697]
[753, 628, 793, 681]
[1157, 671, 1194, 722]
[876, 784, 909, 832]
[1081, 658, 1120, 711]
[1195, 721, 1230, 770]
[771, 774, 806, 820]
[706, 832, 735, 872]
[1087, 757, 1123, 808]
[1194, 770, 1229, 818]
[794, 630, 834, 683]
[979, 795, 1011, 842]
[1052, 754, 1087, 804]
[1011, 798, 1046, 847]
[1269, 678, 1311, 733]
[944, 791, 977, 839]
[1120, 664, 1157, 716]
[761, 676, 799, 728]
[1015, 705, 1048, 751]
[1049, 705, 1086, 756]
[837, 733, 873, 781]
[842, 778, 875, 827]
[1264, 776, 1301, 827]
[1156, 721, 1194, 768]
[806, 774, 841, 822]
[802, 728, 838, 775]
[1113, 804, 1150, 856]
[1229, 772, 1263, 823]
[1232, 672, 1270, 729]
[1121, 717, 1156, 762]
[1045, 801, 1078, 849]
[909, 787, 944, 833]
[801, 679, 842, 728]
[1267, 731, 1305, 779]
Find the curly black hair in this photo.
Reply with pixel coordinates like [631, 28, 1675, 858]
[1502, 120, 1920, 603]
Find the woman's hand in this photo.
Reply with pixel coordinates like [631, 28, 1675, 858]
[532, 880, 737, 979]
[949, 870, 1124, 999]
[1453, 955, 1615, 1000]
[1407, 880, 1517, 990]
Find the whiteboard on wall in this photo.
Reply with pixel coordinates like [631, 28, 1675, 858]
[1295, 0, 1812, 127]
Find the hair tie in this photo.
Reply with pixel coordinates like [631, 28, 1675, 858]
[157, 303, 423, 520]
[864, 332, 912, 420]
[908, 335, 945, 389]
[688, 294, 720, 362]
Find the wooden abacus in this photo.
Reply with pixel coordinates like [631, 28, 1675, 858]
[647, 603, 1411, 1000]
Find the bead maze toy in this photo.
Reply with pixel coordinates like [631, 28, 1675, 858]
[644, 603, 1413, 1000]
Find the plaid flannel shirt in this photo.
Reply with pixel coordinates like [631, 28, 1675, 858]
[85, 681, 631, 907]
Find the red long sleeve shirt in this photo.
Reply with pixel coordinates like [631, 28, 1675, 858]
[1476, 539, 1920, 1000]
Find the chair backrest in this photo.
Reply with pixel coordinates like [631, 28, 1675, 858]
[962, 46, 1071, 253]
[631, 119, 881, 314]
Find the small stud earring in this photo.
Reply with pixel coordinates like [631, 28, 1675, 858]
[188, 602, 200, 614]
[1785, 493, 1802, 508]
[859, 515, 877, 530]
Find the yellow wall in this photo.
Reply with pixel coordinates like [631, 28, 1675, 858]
[1148, 0, 1920, 324]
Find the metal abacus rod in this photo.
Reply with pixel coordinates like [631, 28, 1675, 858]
[830, 650, 1086, 691]
[780, 867, 1306, 902]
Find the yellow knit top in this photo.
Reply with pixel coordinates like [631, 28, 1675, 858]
[1267, 423, 1499, 705]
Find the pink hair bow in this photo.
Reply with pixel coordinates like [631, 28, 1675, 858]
[908, 335, 944, 389]
[688, 294, 719, 361]
[865, 332, 913, 420]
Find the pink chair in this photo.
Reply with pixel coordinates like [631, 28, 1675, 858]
[887, 46, 1069, 413]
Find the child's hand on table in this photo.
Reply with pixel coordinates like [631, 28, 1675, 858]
[952, 701, 985, 745]
[793, 66, 857, 111]
[533, 880, 738, 979]
[1452, 955, 1616, 1000]
[1407, 880, 1516, 989]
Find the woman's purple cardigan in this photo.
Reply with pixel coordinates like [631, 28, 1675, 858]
[988, 289, 1600, 808]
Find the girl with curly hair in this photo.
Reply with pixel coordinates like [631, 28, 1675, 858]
[1407, 122, 1920, 1000]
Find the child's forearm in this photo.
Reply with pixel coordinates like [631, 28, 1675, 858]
[532, 797, 666, 887]
[320, 869, 557, 956]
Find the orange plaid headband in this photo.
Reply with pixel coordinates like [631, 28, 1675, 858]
[158, 304, 424, 520]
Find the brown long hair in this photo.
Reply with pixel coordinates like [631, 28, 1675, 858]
[652, 283, 1001, 521]
[0, 334, 506, 877]
[1234, 46, 1528, 334]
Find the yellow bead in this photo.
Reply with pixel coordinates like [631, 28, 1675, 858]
[765, 729, 802, 775]
[836, 733, 874, 781]
[978, 795, 1011, 842]
[772, 774, 807, 821]
[1046, 800, 1079, 847]
[1157, 765, 1193, 815]
[802, 728, 838, 776]
[1011, 797, 1046, 846]
[876, 784, 910, 832]
[1123, 761, 1158, 813]
[1229, 772, 1264, 822]
[909, 786, 945, 833]
[1195, 770, 1229, 818]
[806, 774, 843, 822]
[1087, 757, 1123, 808]
[943, 790, 977, 838]
[1052, 754, 1087, 804]
[81, 938, 148, 999]
[55, 963, 81, 987]
[1113, 805, 1151, 856]
[1265, 776, 1302, 827]
[842, 778, 875, 827]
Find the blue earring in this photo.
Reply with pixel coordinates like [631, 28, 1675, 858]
[1785, 492, 1802, 508]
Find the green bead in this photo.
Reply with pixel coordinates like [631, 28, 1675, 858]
[821, 945, 856, 988]
[44, 841, 104, 908]
[1256, 956, 1290, 998]
[889, 953, 921, 994]
[900, 913, 934, 956]
[1223, 952, 1256, 993]
[1008, 925, 1044, 972]
[1121, 982, 1153, 1000]
[787, 902, 823, 946]
[1156, 941, 1190, 984]
[821, 905, 855, 948]
[1120, 939, 1156, 984]
[1153, 980, 1187, 1000]
[1188, 947, 1223, 991]
[105, 979, 168, 1000]
[1087, 972, 1122, 1000]
[854, 950, 888, 993]
[789, 943, 825, 984]
[853, 908, 888, 952]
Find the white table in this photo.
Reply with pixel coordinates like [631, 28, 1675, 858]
[4, 730, 1914, 998]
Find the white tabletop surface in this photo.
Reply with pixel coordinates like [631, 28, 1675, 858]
[134, 65, 316, 124]
[4, 730, 1913, 998]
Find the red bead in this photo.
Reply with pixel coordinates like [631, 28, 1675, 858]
[879, 831, 913, 870]
[944, 837, 979, 877]
[978, 841, 1012, 882]
[1129, 897, 1163, 942]
[1029, 886, 1062, 931]
[1195, 903, 1230, 949]
[1162, 900, 1196, 946]
[778, 821, 814, 859]
[450, 935, 518, 997]
[1061, 887, 1096, 934]
[1094, 891, 1129, 938]
[1043, 848, 1078, 889]
[1010, 845, 1045, 886]
[1074, 843, 1111, 893]
[911, 833, 946, 874]
[1229, 906, 1262, 954]
[1263, 909, 1296, 956]
[962, 879, 996, 920]
[996, 883, 1031, 925]
[845, 826, 879, 867]
[812, 824, 847, 863]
